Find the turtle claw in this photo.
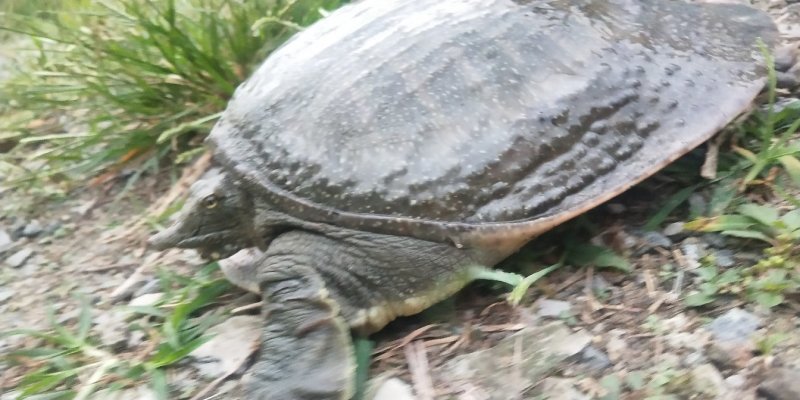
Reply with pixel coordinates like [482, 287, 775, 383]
[245, 265, 355, 400]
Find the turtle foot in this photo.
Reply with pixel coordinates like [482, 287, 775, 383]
[244, 265, 355, 400]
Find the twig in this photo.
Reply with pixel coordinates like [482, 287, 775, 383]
[510, 334, 524, 399]
[553, 272, 586, 293]
[231, 301, 263, 314]
[479, 323, 527, 332]
[423, 336, 460, 347]
[82, 263, 136, 273]
[643, 269, 657, 298]
[373, 324, 437, 361]
[405, 341, 435, 400]
[584, 266, 602, 312]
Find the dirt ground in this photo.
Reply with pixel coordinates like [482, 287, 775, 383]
[2, 0, 800, 399]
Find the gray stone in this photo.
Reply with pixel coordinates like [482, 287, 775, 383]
[713, 249, 736, 268]
[44, 221, 62, 236]
[706, 339, 755, 370]
[758, 368, 800, 400]
[5, 248, 33, 268]
[684, 351, 706, 367]
[680, 239, 707, 270]
[591, 274, 611, 292]
[663, 222, 686, 237]
[775, 43, 799, 72]
[0, 287, 13, 304]
[369, 377, 416, 400]
[725, 374, 746, 389]
[20, 220, 43, 238]
[777, 70, 800, 89]
[688, 193, 707, 216]
[579, 346, 612, 371]
[440, 322, 591, 399]
[190, 315, 261, 379]
[707, 308, 761, 343]
[633, 230, 672, 255]
[132, 278, 162, 297]
[95, 310, 129, 352]
[690, 364, 727, 397]
[605, 330, 627, 362]
[535, 299, 572, 318]
[702, 233, 727, 249]
[128, 293, 163, 308]
[0, 229, 12, 253]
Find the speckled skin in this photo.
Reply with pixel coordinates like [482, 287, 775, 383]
[211, 0, 775, 249]
[148, 0, 779, 398]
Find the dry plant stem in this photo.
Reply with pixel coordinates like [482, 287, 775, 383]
[584, 266, 602, 312]
[701, 128, 733, 180]
[231, 301, 263, 314]
[373, 324, 437, 361]
[479, 323, 526, 332]
[405, 340, 435, 400]
[510, 335, 524, 399]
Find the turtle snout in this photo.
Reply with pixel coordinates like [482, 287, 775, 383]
[147, 226, 180, 250]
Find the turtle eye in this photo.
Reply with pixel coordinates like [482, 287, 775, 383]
[203, 194, 218, 209]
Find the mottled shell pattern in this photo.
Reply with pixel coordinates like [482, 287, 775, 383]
[208, 0, 776, 247]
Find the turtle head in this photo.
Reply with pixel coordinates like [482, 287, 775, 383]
[148, 169, 258, 258]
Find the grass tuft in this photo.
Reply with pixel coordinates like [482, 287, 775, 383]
[0, 0, 344, 185]
[2, 263, 233, 399]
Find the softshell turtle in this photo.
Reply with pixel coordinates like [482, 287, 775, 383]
[148, 0, 778, 398]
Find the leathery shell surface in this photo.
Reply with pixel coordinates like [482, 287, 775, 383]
[209, 0, 777, 248]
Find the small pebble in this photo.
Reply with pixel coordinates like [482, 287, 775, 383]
[95, 311, 130, 352]
[132, 278, 162, 297]
[536, 299, 572, 318]
[713, 249, 735, 268]
[725, 374, 746, 389]
[128, 293, 164, 307]
[707, 308, 761, 343]
[0, 287, 14, 304]
[371, 377, 416, 400]
[20, 220, 43, 238]
[691, 364, 727, 397]
[684, 351, 705, 367]
[191, 316, 262, 379]
[663, 222, 685, 237]
[680, 238, 707, 269]
[775, 43, 799, 72]
[579, 346, 612, 371]
[638, 231, 672, 252]
[44, 222, 62, 236]
[606, 330, 627, 362]
[688, 193, 707, 216]
[702, 233, 727, 248]
[758, 368, 800, 400]
[5, 248, 33, 268]
[0, 229, 12, 253]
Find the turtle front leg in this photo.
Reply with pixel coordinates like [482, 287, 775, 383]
[243, 228, 496, 399]
[245, 263, 354, 400]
